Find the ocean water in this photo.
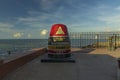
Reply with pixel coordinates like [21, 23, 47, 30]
[0, 39, 48, 57]
[0, 39, 108, 58]
[70, 39, 107, 48]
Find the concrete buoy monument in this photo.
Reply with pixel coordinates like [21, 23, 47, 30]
[41, 24, 75, 62]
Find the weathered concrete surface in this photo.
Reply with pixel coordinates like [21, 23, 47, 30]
[2, 53, 118, 80]
[0, 48, 47, 80]
[118, 69, 120, 80]
[0, 59, 3, 65]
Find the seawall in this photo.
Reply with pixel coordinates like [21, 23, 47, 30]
[0, 48, 47, 80]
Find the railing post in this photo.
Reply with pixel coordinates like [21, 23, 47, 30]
[114, 34, 117, 50]
[95, 33, 99, 48]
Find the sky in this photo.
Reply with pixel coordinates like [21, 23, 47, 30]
[1, 0, 120, 39]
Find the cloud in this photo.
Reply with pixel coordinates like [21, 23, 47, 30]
[97, 5, 120, 25]
[18, 0, 100, 30]
[99, 15, 120, 24]
[27, 34, 32, 38]
[40, 29, 48, 36]
[116, 6, 120, 10]
[13, 32, 23, 38]
[38, 0, 61, 11]
[18, 17, 39, 22]
[0, 22, 14, 32]
[17, 10, 65, 29]
[0, 22, 13, 28]
[98, 5, 120, 25]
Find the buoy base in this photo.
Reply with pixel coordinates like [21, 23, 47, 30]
[41, 54, 75, 63]
[48, 54, 71, 58]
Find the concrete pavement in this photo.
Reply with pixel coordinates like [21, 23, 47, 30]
[2, 52, 118, 80]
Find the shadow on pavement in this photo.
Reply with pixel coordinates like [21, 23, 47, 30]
[71, 48, 95, 53]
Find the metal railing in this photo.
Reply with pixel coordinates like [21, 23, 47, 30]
[69, 32, 120, 50]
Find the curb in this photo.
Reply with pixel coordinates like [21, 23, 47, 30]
[0, 48, 47, 80]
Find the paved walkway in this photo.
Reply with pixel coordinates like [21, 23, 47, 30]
[3, 52, 118, 80]
[71, 48, 120, 58]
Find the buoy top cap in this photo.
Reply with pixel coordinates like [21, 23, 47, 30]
[50, 24, 69, 37]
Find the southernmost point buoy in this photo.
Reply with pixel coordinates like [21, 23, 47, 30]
[48, 24, 71, 57]
[41, 24, 75, 62]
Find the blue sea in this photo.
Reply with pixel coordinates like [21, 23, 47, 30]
[0, 39, 108, 58]
[70, 39, 107, 47]
[0, 39, 48, 58]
